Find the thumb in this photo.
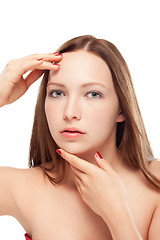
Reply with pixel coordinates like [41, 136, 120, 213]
[95, 151, 115, 174]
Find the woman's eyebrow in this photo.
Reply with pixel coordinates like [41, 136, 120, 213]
[47, 82, 108, 89]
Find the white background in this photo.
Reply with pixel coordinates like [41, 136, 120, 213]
[0, 0, 160, 239]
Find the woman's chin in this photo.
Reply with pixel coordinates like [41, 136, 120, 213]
[60, 146, 89, 156]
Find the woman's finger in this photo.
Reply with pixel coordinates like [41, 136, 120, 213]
[25, 69, 45, 88]
[71, 166, 85, 180]
[19, 58, 61, 75]
[71, 168, 83, 193]
[35, 61, 61, 70]
[20, 52, 63, 63]
[7, 53, 62, 79]
[25, 61, 61, 88]
[72, 168, 82, 183]
[57, 149, 97, 175]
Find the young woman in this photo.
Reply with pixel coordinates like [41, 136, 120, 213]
[0, 35, 160, 240]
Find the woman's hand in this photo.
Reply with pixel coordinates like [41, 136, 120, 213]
[56, 149, 128, 221]
[0, 53, 62, 107]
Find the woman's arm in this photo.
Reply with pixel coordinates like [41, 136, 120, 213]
[0, 53, 62, 215]
[103, 160, 160, 240]
[0, 167, 17, 216]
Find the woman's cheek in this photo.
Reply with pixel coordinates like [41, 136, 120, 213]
[91, 102, 118, 133]
[45, 102, 57, 132]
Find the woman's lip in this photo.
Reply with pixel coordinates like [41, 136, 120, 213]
[61, 131, 85, 138]
[61, 127, 85, 134]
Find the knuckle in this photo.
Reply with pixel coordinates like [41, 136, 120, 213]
[82, 175, 89, 185]
[90, 168, 97, 178]
[81, 185, 87, 195]
[6, 59, 15, 68]
[31, 53, 39, 59]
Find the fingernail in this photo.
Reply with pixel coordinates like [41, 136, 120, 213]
[53, 52, 60, 55]
[56, 149, 61, 155]
[37, 58, 43, 61]
[53, 52, 62, 56]
[53, 63, 60, 66]
[96, 151, 102, 159]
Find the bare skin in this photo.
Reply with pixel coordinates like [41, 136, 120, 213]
[0, 52, 160, 240]
[3, 160, 159, 240]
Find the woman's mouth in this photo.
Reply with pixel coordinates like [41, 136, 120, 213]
[61, 130, 85, 139]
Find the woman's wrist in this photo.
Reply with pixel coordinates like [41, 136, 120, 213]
[102, 204, 143, 240]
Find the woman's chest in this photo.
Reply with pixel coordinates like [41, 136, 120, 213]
[25, 183, 157, 240]
[29, 188, 113, 240]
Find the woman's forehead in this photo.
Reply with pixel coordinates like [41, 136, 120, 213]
[49, 50, 113, 87]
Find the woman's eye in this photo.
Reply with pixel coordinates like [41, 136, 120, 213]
[49, 90, 64, 98]
[87, 91, 102, 99]
[48, 90, 102, 99]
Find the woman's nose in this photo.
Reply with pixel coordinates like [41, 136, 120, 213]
[63, 97, 81, 121]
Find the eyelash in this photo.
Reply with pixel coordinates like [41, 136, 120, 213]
[48, 90, 103, 99]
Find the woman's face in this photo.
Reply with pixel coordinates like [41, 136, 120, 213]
[45, 50, 124, 155]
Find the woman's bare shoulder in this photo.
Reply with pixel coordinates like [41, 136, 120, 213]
[147, 159, 160, 198]
[149, 159, 160, 177]
[0, 166, 44, 217]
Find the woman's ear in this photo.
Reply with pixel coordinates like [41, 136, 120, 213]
[116, 110, 125, 122]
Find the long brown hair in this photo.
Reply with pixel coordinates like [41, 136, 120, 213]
[29, 35, 160, 190]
